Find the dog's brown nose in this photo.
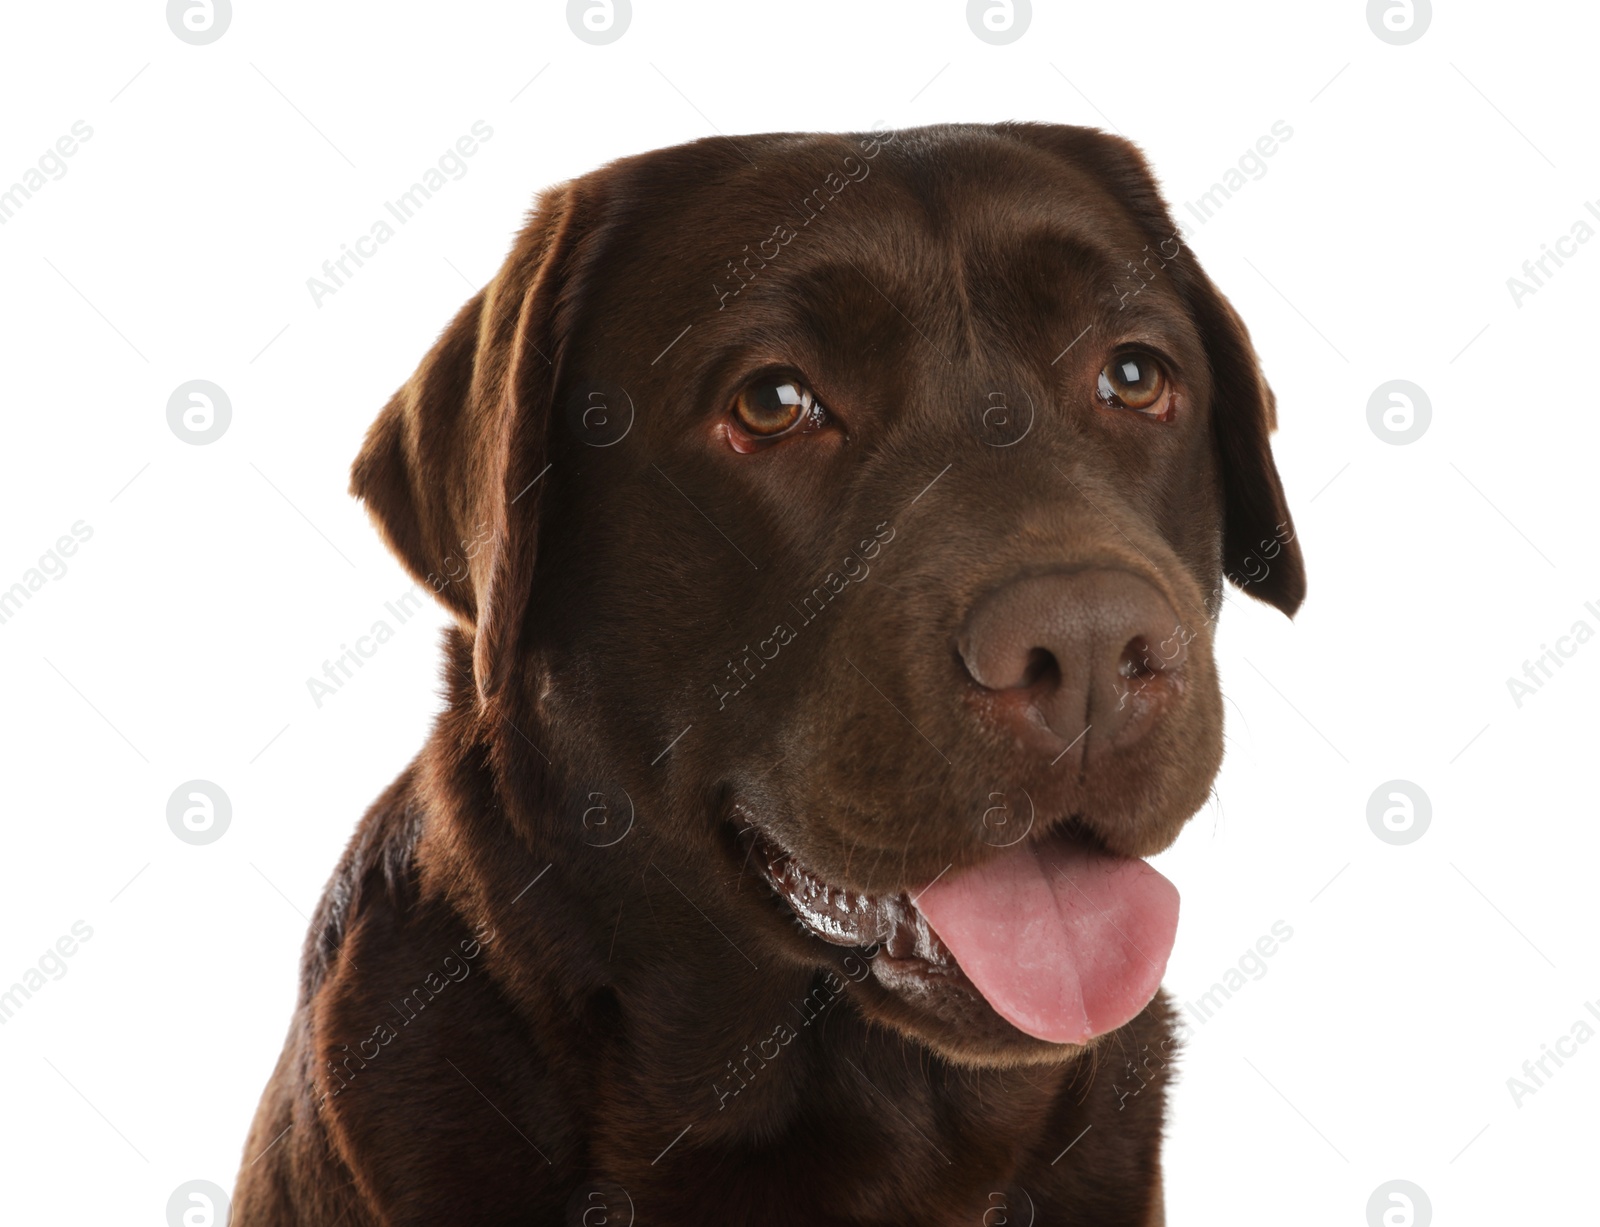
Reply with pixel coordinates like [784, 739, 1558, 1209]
[958, 571, 1186, 757]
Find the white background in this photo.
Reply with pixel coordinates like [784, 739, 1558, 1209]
[1, 2, 1594, 1223]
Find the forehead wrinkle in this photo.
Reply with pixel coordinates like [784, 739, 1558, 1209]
[741, 240, 959, 366]
[898, 166, 980, 361]
[680, 144, 1197, 372]
[1103, 293, 1196, 342]
[758, 158, 981, 357]
[720, 235, 1203, 384]
[690, 142, 1121, 359]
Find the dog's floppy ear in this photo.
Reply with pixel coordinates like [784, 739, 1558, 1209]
[351, 181, 596, 699]
[1179, 268, 1305, 616]
[1001, 122, 1305, 617]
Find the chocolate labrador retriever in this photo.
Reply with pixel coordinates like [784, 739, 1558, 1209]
[235, 122, 1303, 1225]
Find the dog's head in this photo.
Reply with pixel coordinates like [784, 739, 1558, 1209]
[352, 124, 1303, 1067]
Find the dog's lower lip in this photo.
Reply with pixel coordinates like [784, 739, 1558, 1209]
[751, 832, 956, 967]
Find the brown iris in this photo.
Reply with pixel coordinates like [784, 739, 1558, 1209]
[732, 376, 824, 438]
[1097, 351, 1171, 418]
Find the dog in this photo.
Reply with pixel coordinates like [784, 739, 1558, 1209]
[234, 122, 1304, 1226]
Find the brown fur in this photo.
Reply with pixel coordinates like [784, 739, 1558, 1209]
[235, 123, 1303, 1225]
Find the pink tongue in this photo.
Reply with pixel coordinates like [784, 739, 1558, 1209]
[913, 840, 1178, 1045]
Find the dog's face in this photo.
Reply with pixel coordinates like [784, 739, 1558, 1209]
[354, 125, 1303, 1068]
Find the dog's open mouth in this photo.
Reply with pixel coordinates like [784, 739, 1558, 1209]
[750, 824, 1180, 1046]
[755, 834, 959, 965]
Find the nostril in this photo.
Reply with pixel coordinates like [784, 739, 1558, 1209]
[1119, 636, 1159, 682]
[1020, 647, 1060, 691]
[1121, 623, 1187, 679]
[1118, 631, 1186, 682]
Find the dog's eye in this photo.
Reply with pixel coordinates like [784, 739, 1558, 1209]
[1097, 352, 1172, 419]
[731, 376, 826, 440]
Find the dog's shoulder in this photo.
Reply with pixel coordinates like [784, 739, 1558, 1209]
[239, 764, 570, 1223]
[301, 766, 426, 1003]
[232, 775, 427, 1226]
